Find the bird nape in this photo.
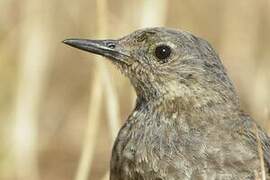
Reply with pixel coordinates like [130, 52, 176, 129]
[64, 27, 270, 180]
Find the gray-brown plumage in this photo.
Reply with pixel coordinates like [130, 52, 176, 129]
[64, 27, 270, 180]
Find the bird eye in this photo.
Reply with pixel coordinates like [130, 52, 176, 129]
[154, 45, 171, 63]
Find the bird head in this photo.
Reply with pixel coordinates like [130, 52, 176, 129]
[63, 28, 237, 106]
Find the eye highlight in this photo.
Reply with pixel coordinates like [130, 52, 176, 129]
[154, 45, 172, 63]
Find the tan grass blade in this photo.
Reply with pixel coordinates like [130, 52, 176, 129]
[75, 0, 117, 179]
[220, 0, 260, 108]
[103, 69, 121, 141]
[101, 171, 109, 180]
[74, 67, 104, 180]
[98, 0, 121, 144]
[12, 0, 53, 179]
[139, 0, 168, 28]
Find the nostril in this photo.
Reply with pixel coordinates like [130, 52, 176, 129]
[107, 42, 116, 49]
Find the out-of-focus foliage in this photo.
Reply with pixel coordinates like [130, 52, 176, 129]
[0, 0, 269, 179]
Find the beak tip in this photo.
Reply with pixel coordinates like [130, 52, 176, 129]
[62, 39, 73, 46]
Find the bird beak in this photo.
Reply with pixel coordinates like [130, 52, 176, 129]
[63, 38, 131, 64]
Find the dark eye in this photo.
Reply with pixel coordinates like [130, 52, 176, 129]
[154, 45, 171, 63]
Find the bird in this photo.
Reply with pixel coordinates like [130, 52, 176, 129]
[63, 27, 270, 180]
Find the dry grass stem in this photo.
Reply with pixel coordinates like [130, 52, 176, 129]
[139, 0, 168, 28]
[101, 171, 110, 180]
[103, 69, 121, 140]
[12, 0, 53, 179]
[75, 0, 120, 179]
[220, 0, 260, 109]
[75, 67, 104, 180]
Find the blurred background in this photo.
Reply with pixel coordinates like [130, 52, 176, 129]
[0, 0, 270, 179]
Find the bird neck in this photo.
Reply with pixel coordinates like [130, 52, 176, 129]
[127, 95, 240, 133]
[134, 86, 240, 121]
